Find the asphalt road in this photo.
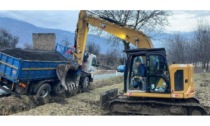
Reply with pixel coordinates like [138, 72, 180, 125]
[94, 71, 124, 80]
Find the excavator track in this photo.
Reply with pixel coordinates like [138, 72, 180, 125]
[108, 97, 208, 115]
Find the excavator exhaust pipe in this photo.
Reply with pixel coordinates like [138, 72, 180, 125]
[100, 88, 118, 109]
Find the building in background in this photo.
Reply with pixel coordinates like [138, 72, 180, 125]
[33, 33, 56, 51]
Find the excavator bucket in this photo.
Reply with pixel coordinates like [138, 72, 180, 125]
[100, 88, 118, 109]
[56, 61, 79, 91]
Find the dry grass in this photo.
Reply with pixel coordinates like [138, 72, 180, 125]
[14, 83, 123, 115]
[194, 73, 210, 109]
[2, 73, 210, 115]
[0, 76, 122, 115]
[95, 70, 116, 75]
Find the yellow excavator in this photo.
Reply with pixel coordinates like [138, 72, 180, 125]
[57, 10, 208, 115]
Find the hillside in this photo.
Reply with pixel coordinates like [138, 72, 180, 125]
[0, 17, 123, 54]
[0, 16, 194, 53]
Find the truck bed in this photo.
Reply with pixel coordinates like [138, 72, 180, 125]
[0, 48, 68, 83]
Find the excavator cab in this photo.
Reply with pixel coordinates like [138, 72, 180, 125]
[100, 48, 208, 115]
[125, 48, 171, 94]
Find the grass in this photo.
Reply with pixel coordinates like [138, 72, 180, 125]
[11, 73, 210, 115]
[194, 73, 210, 108]
[15, 79, 123, 115]
[20, 84, 123, 115]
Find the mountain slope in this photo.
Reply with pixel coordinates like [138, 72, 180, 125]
[0, 17, 123, 53]
[0, 17, 194, 52]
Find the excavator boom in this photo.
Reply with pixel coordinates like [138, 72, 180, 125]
[75, 10, 153, 65]
[57, 10, 154, 92]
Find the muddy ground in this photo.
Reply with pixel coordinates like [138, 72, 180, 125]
[1, 73, 210, 115]
[0, 76, 123, 115]
[14, 83, 123, 115]
[12, 73, 210, 115]
[95, 70, 116, 75]
[1, 48, 67, 61]
[194, 73, 210, 110]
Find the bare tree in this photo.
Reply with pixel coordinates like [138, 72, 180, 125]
[105, 49, 118, 66]
[0, 29, 19, 49]
[91, 10, 171, 50]
[164, 33, 188, 63]
[86, 42, 100, 56]
[119, 52, 127, 65]
[193, 19, 210, 71]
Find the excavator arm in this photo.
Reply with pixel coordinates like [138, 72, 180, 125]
[57, 10, 153, 92]
[75, 10, 153, 65]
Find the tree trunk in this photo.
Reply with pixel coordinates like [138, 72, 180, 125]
[206, 61, 209, 71]
[202, 61, 206, 72]
[194, 62, 197, 68]
[123, 40, 130, 50]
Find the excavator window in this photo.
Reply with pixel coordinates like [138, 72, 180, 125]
[128, 53, 170, 93]
[129, 55, 146, 91]
[147, 54, 170, 93]
[148, 55, 166, 75]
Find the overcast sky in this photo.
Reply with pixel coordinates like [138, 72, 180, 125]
[0, 10, 210, 33]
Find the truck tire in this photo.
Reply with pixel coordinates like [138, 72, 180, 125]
[36, 83, 51, 98]
[52, 82, 65, 96]
[81, 77, 90, 92]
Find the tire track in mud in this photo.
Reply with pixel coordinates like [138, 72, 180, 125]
[0, 76, 123, 115]
[2, 73, 210, 116]
[14, 83, 124, 115]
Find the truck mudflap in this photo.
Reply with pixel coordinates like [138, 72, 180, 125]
[100, 88, 118, 109]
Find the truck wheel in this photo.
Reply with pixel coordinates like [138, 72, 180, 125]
[52, 82, 65, 96]
[82, 77, 90, 92]
[36, 83, 51, 98]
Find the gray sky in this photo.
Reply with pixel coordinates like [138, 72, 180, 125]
[0, 10, 210, 32]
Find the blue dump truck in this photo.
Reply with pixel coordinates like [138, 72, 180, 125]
[0, 44, 97, 97]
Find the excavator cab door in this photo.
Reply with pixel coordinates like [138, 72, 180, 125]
[124, 48, 171, 94]
[146, 53, 170, 93]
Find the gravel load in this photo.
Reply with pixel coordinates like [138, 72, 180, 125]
[0, 48, 67, 61]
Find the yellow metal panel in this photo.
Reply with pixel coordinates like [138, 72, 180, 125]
[75, 11, 89, 65]
[74, 10, 154, 65]
[85, 16, 153, 49]
[168, 64, 195, 99]
[124, 92, 171, 98]
[22, 68, 55, 70]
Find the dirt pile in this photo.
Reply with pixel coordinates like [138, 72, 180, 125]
[14, 74, 210, 116]
[1, 48, 67, 61]
[0, 94, 80, 115]
[2, 73, 209, 116]
[0, 95, 50, 115]
[0, 76, 123, 115]
[15, 83, 123, 115]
